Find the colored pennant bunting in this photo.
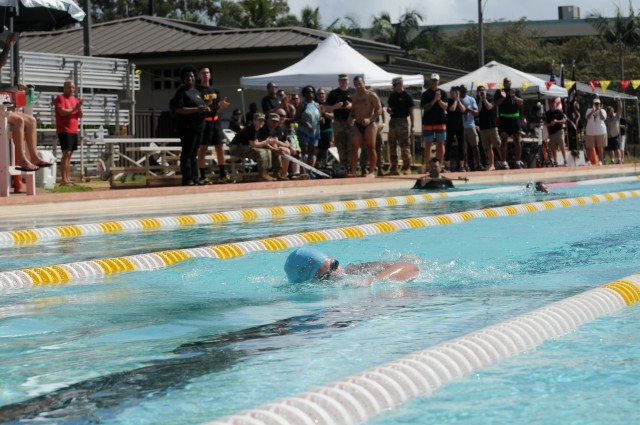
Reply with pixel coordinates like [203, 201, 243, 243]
[620, 80, 630, 91]
[565, 80, 576, 91]
[589, 80, 599, 92]
[521, 82, 531, 91]
[632, 80, 640, 90]
[600, 80, 611, 93]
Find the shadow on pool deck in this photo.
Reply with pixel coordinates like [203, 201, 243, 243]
[1, 163, 638, 220]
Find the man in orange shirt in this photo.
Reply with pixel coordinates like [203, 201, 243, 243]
[54, 80, 84, 186]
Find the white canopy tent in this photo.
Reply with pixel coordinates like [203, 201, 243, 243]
[440, 60, 568, 98]
[240, 34, 424, 89]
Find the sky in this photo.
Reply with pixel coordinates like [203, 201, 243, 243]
[286, 0, 638, 27]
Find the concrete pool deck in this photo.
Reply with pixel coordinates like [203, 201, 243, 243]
[1, 164, 638, 223]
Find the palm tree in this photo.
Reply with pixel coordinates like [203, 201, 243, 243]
[300, 6, 322, 30]
[369, 8, 426, 52]
[370, 12, 395, 44]
[327, 16, 363, 38]
[588, 1, 640, 79]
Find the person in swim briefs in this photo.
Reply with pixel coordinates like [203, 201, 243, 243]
[413, 158, 454, 190]
[348, 75, 383, 178]
[284, 247, 419, 284]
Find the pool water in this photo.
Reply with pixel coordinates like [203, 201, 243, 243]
[0, 181, 639, 424]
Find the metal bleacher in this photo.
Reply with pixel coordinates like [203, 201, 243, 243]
[0, 51, 140, 180]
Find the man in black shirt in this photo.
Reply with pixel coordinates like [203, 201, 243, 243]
[445, 86, 466, 171]
[387, 76, 414, 175]
[544, 98, 567, 166]
[196, 67, 230, 184]
[494, 77, 524, 168]
[476, 85, 506, 170]
[325, 74, 356, 173]
[420, 73, 448, 171]
[261, 82, 280, 114]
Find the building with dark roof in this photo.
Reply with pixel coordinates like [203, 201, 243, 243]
[20, 16, 465, 114]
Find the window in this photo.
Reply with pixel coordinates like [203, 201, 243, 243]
[151, 68, 181, 91]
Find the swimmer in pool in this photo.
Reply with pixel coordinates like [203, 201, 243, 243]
[413, 158, 455, 190]
[284, 247, 420, 284]
[526, 181, 549, 193]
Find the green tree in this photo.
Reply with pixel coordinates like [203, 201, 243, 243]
[371, 8, 426, 49]
[215, 0, 292, 28]
[300, 6, 322, 30]
[587, 1, 640, 79]
[326, 16, 363, 38]
[91, 0, 219, 23]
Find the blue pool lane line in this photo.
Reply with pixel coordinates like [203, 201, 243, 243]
[0, 190, 638, 289]
[1, 175, 638, 246]
[203, 274, 640, 425]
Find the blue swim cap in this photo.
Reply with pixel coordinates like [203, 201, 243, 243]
[284, 247, 329, 283]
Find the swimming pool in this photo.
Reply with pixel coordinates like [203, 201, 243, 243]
[0, 179, 639, 424]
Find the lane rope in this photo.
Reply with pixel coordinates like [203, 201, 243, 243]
[202, 274, 640, 425]
[2, 175, 638, 246]
[1, 190, 638, 289]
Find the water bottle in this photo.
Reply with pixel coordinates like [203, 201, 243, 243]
[26, 85, 35, 106]
[98, 125, 105, 140]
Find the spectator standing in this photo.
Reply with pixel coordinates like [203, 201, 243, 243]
[386, 76, 414, 175]
[296, 85, 321, 169]
[585, 98, 607, 165]
[228, 113, 275, 182]
[261, 82, 279, 114]
[619, 115, 628, 164]
[326, 74, 356, 173]
[494, 77, 524, 168]
[445, 86, 466, 171]
[604, 97, 623, 165]
[316, 88, 333, 167]
[476, 85, 504, 170]
[172, 65, 208, 186]
[544, 98, 568, 166]
[54, 79, 84, 186]
[420, 73, 448, 170]
[196, 67, 230, 184]
[348, 76, 382, 178]
[459, 85, 483, 170]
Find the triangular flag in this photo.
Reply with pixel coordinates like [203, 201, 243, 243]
[565, 81, 576, 91]
[620, 80, 630, 91]
[631, 80, 640, 90]
[589, 80, 599, 92]
[498, 82, 504, 90]
[544, 81, 554, 90]
[521, 81, 531, 91]
[600, 80, 611, 93]
[487, 82, 496, 90]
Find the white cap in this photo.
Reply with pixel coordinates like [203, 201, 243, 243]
[430, 73, 440, 80]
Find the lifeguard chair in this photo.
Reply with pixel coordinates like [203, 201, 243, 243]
[0, 90, 36, 197]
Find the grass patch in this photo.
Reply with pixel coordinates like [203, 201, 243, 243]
[48, 184, 94, 193]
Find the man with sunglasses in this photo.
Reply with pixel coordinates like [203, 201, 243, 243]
[284, 247, 419, 284]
